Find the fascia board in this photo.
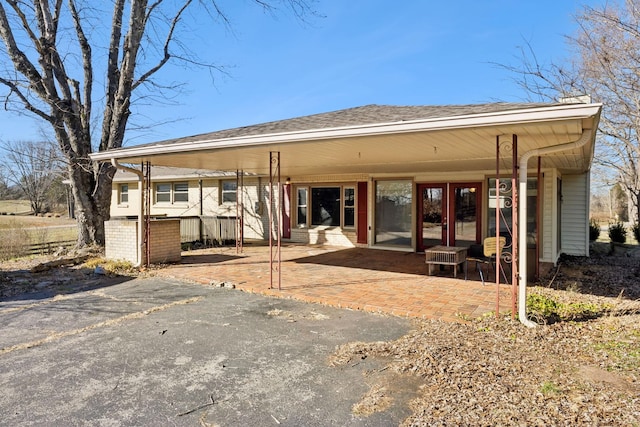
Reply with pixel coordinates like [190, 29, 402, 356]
[91, 103, 603, 162]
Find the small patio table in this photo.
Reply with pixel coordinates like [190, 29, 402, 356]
[425, 245, 467, 278]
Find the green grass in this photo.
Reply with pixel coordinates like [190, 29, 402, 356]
[593, 330, 640, 372]
[540, 381, 561, 396]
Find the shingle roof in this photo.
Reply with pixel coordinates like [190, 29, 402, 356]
[139, 102, 563, 148]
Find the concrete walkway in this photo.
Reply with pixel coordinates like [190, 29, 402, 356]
[157, 244, 513, 322]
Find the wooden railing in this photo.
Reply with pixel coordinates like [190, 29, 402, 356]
[25, 239, 76, 255]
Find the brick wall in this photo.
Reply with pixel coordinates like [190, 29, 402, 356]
[105, 220, 139, 264]
[148, 220, 181, 263]
[105, 219, 181, 265]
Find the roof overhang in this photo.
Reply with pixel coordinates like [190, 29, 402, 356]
[92, 103, 602, 177]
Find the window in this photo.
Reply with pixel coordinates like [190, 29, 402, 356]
[311, 187, 341, 226]
[295, 185, 356, 228]
[156, 183, 171, 203]
[119, 184, 129, 204]
[173, 182, 189, 202]
[297, 187, 308, 227]
[344, 187, 355, 227]
[155, 182, 188, 204]
[221, 180, 237, 203]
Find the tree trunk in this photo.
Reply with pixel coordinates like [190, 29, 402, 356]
[68, 160, 115, 247]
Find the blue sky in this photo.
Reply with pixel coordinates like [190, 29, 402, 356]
[0, 0, 600, 146]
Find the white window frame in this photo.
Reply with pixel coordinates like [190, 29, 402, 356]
[119, 184, 129, 205]
[296, 186, 309, 228]
[343, 186, 356, 229]
[173, 182, 189, 203]
[221, 180, 237, 204]
[155, 181, 188, 204]
[295, 184, 357, 229]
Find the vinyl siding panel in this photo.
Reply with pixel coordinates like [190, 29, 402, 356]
[541, 171, 555, 262]
[561, 173, 589, 256]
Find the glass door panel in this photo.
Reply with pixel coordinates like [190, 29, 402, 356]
[374, 180, 412, 247]
[450, 184, 480, 247]
[418, 184, 445, 251]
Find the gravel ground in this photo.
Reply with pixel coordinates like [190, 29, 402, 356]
[2, 250, 639, 426]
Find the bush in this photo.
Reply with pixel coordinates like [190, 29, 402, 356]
[589, 219, 601, 241]
[526, 293, 606, 324]
[632, 222, 640, 243]
[608, 222, 627, 243]
[83, 257, 136, 275]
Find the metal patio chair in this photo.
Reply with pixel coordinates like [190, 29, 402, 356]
[465, 236, 508, 285]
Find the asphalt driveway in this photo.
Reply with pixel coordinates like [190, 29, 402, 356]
[0, 277, 412, 426]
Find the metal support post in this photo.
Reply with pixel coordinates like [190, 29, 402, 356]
[143, 161, 151, 269]
[268, 152, 282, 290]
[236, 170, 244, 254]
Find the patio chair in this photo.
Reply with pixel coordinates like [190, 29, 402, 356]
[465, 236, 508, 285]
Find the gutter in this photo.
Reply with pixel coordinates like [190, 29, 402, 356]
[517, 129, 593, 327]
[111, 159, 145, 268]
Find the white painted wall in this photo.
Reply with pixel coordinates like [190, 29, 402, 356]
[110, 178, 266, 240]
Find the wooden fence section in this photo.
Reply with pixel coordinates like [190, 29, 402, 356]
[179, 216, 237, 244]
[26, 239, 76, 255]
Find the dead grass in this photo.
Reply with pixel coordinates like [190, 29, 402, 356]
[0, 215, 76, 230]
[330, 256, 640, 425]
[0, 200, 31, 214]
[0, 218, 77, 260]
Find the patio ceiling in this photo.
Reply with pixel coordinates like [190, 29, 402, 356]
[91, 103, 602, 177]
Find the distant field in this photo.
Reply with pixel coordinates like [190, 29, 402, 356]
[0, 201, 78, 249]
[0, 215, 77, 230]
[0, 200, 31, 214]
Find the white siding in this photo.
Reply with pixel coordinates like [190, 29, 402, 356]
[541, 170, 556, 262]
[561, 173, 590, 256]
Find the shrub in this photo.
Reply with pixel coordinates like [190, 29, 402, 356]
[608, 222, 627, 244]
[526, 293, 608, 324]
[589, 219, 601, 241]
[632, 222, 640, 243]
[83, 257, 136, 275]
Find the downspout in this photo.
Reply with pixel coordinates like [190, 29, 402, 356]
[111, 159, 145, 267]
[518, 129, 593, 327]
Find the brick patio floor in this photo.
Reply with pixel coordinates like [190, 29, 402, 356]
[156, 243, 514, 322]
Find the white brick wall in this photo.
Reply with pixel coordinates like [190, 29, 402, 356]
[105, 219, 181, 265]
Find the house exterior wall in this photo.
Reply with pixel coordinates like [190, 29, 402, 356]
[290, 227, 357, 246]
[107, 168, 591, 265]
[110, 178, 266, 240]
[560, 173, 590, 256]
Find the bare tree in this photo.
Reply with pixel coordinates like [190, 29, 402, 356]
[504, 0, 640, 225]
[0, 140, 63, 214]
[0, 0, 316, 247]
